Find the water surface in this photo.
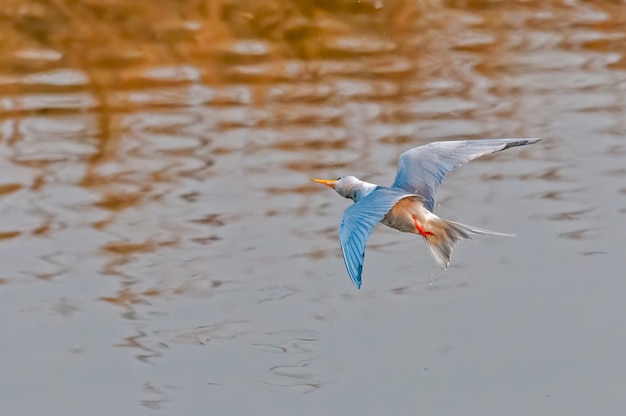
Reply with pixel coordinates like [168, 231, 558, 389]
[1, 1, 625, 415]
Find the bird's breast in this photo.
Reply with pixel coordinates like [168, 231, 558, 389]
[380, 196, 433, 233]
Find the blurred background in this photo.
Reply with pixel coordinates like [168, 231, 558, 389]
[0, 0, 625, 414]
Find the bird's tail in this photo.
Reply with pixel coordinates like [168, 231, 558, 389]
[425, 217, 515, 269]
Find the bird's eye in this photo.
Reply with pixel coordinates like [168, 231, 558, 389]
[336, 176, 343, 180]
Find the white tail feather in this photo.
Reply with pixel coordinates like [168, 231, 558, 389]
[425, 218, 515, 269]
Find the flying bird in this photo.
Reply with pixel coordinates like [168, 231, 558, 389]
[311, 138, 541, 289]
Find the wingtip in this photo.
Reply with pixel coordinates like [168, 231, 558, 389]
[508, 137, 542, 145]
[347, 262, 363, 289]
[499, 137, 542, 151]
[519, 138, 542, 146]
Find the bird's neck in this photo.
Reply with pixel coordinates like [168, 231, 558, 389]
[352, 180, 378, 202]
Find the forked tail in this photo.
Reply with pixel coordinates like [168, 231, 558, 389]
[425, 218, 515, 269]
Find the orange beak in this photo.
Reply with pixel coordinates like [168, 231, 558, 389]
[310, 178, 337, 189]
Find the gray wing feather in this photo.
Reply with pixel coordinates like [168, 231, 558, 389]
[392, 138, 541, 211]
[338, 187, 414, 289]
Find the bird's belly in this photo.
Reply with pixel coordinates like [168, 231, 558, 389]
[381, 196, 433, 233]
[380, 214, 415, 233]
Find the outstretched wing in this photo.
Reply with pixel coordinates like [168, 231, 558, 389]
[392, 138, 541, 212]
[338, 187, 414, 289]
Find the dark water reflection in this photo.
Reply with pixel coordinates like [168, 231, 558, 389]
[1, 0, 625, 414]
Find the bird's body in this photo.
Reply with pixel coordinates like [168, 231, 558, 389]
[311, 138, 542, 288]
[380, 195, 433, 234]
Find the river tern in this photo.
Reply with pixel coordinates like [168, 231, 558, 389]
[311, 138, 541, 288]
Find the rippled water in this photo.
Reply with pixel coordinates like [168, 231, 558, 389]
[1, 1, 625, 414]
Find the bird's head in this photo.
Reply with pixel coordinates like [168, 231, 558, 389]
[310, 176, 374, 202]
